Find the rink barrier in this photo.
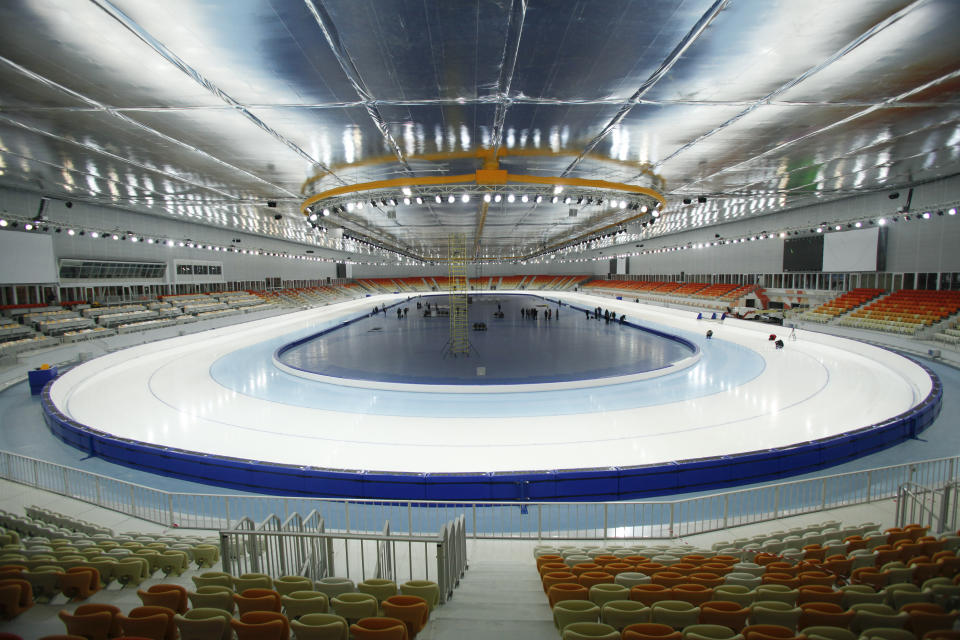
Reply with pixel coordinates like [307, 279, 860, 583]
[38, 355, 941, 502]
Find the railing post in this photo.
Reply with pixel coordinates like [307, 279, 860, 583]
[669, 503, 675, 538]
[867, 470, 873, 502]
[471, 504, 476, 539]
[168, 494, 175, 527]
[437, 541, 448, 604]
[895, 486, 903, 527]
[773, 486, 780, 519]
[821, 478, 827, 510]
[537, 504, 542, 542]
[130, 485, 136, 516]
[62, 467, 69, 496]
[723, 495, 729, 529]
[32, 459, 39, 487]
[344, 502, 351, 533]
[225, 499, 231, 529]
[603, 504, 609, 541]
[939, 484, 952, 534]
[95, 476, 101, 507]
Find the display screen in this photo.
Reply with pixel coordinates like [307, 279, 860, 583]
[783, 235, 824, 272]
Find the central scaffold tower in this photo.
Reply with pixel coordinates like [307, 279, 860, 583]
[444, 232, 471, 358]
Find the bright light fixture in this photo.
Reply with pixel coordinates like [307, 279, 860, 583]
[461, 194, 470, 203]
[483, 193, 491, 203]
[507, 194, 515, 203]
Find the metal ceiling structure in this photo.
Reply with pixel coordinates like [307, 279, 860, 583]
[0, 0, 958, 262]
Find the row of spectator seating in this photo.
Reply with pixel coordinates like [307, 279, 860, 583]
[800, 289, 885, 323]
[534, 522, 960, 640]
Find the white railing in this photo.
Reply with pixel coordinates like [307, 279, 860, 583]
[896, 480, 960, 533]
[219, 514, 467, 604]
[1, 449, 957, 540]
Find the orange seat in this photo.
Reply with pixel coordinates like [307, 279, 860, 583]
[671, 583, 713, 606]
[537, 554, 564, 569]
[0, 579, 33, 620]
[798, 571, 835, 587]
[754, 553, 781, 566]
[874, 545, 901, 567]
[138, 584, 188, 614]
[803, 545, 827, 562]
[381, 595, 429, 639]
[699, 600, 750, 631]
[547, 583, 589, 608]
[594, 555, 619, 566]
[796, 585, 843, 606]
[820, 556, 853, 580]
[701, 563, 733, 576]
[231, 610, 290, 640]
[118, 605, 176, 640]
[688, 573, 724, 589]
[651, 572, 686, 588]
[896, 541, 925, 563]
[58, 567, 100, 600]
[605, 562, 636, 576]
[762, 573, 800, 589]
[579, 571, 615, 588]
[622, 622, 683, 640]
[570, 563, 604, 577]
[938, 556, 960, 577]
[540, 562, 570, 577]
[543, 571, 578, 594]
[668, 563, 699, 576]
[920, 537, 946, 557]
[57, 609, 113, 640]
[911, 557, 942, 584]
[742, 624, 803, 640]
[844, 536, 868, 552]
[235, 588, 283, 615]
[624, 556, 650, 566]
[903, 603, 959, 638]
[682, 555, 709, 566]
[798, 602, 855, 629]
[765, 562, 799, 577]
[73, 604, 122, 638]
[636, 563, 668, 577]
[630, 584, 673, 606]
[852, 567, 889, 589]
[349, 616, 409, 640]
[709, 556, 739, 566]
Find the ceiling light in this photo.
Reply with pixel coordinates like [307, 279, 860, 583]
[922, 211, 931, 219]
[146, 238, 154, 243]
[356, 201, 364, 209]
[563, 196, 571, 204]
[130, 236, 138, 242]
[535, 195, 543, 203]
[90, 231, 99, 238]
[494, 194, 502, 203]
[322, 208, 330, 216]
[640, 205, 648, 213]
[415, 197, 423, 205]
[619, 200, 627, 208]
[779, 232, 786, 238]
[835, 225, 841, 230]
[376, 199, 384, 206]
[401, 187, 412, 196]
[521, 194, 529, 203]
[447, 195, 455, 203]
[553, 186, 563, 195]
[878, 218, 886, 225]
[67, 228, 75, 235]
[551, 196, 559, 204]
[403, 197, 411, 205]
[816, 227, 823, 233]
[346, 202, 355, 211]
[435, 195, 442, 204]
[112, 234, 119, 240]
[949, 208, 957, 216]
[24, 223, 33, 230]
[651, 209, 660, 218]
[389, 199, 397, 206]
[0, 219, 6, 227]
[308, 213, 318, 222]
[461, 194, 470, 203]
[483, 193, 491, 203]
[507, 194, 515, 203]
[855, 221, 862, 228]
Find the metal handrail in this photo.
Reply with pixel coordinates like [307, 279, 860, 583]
[896, 479, 960, 533]
[1, 448, 956, 540]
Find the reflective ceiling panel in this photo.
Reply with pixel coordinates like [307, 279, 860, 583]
[0, 0, 957, 261]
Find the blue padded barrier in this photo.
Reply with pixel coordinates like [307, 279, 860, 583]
[41, 353, 941, 502]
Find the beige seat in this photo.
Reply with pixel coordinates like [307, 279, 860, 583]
[158, 550, 188, 576]
[174, 607, 232, 640]
[713, 585, 754, 607]
[682, 623, 745, 640]
[192, 571, 234, 589]
[590, 583, 630, 607]
[849, 604, 909, 634]
[802, 625, 857, 640]
[840, 585, 886, 608]
[290, 612, 350, 640]
[282, 590, 329, 619]
[314, 577, 355, 600]
[399, 580, 440, 611]
[651, 600, 701, 629]
[357, 578, 397, 605]
[187, 585, 235, 613]
[113, 557, 150, 587]
[233, 572, 272, 592]
[561, 621, 621, 640]
[601, 599, 649, 630]
[192, 545, 220, 569]
[749, 601, 801, 630]
[330, 591, 378, 623]
[554, 599, 601, 631]
[858, 629, 917, 640]
[274, 575, 314, 596]
[755, 585, 797, 605]
[615, 572, 652, 589]
[22, 567, 61, 602]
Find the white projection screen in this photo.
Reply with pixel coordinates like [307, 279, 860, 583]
[0, 230, 57, 283]
[823, 227, 880, 272]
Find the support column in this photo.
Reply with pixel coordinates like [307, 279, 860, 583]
[445, 233, 470, 357]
